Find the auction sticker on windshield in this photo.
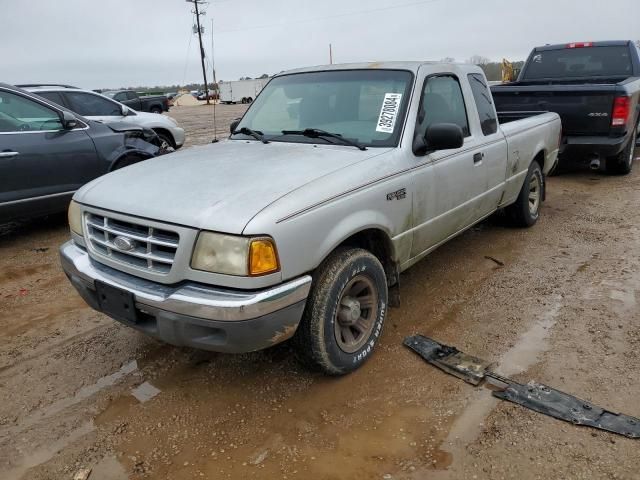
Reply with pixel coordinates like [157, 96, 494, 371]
[376, 93, 403, 133]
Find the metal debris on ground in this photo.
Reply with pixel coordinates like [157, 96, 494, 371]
[484, 255, 505, 266]
[73, 468, 92, 480]
[404, 335, 640, 438]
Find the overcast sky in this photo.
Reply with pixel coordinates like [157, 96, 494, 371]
[1, 0, 638, 89]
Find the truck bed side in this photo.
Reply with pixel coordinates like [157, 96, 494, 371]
[499, 112, 561, 206]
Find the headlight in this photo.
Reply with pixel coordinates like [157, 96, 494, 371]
[191, 232, 279, 276]
[68, 200, 83, 236]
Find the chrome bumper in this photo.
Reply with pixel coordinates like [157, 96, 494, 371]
[60, 241, 311, 322]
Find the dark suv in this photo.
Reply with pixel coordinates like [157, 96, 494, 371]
[0, 84, 162, 222]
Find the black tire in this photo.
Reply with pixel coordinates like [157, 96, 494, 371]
[606, 125, 637, 175]
[150, 106, 162, 114]
[155, 132, 176, 154]
[506, 160, 543, 228]
[293, 247, 388, 375]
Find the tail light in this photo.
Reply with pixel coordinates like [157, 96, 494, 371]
[567, 42, 593, 48]
[611, 96, 631, 127]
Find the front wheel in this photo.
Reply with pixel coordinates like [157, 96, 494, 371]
[293, 248, 388, 375]
[506, 160, 543, 227]
[155, 132, 176, 154]
[150, 106, 162, 114]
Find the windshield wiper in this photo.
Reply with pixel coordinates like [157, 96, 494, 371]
[233, 127, 269, 144]
[281, 128, 367, 151]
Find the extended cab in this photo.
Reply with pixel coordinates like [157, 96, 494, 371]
[492, 40, 640, 174]
[60, 63, 561, 374]
[103, 90, 169, 114]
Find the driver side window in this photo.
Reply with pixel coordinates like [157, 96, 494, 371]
[0, 90, 63, 133]
[414, 75, 470, 143]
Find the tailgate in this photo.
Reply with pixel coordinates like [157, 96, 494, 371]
[492, 86, 616, 136]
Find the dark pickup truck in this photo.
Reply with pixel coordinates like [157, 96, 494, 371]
[103, 90, 169, 114]
[492, 40, 640, 174]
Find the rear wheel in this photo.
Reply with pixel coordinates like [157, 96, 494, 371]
[293, 248, 388, 375]
[150, 106, 162, 114]
[606, 125, 637, 175]
[506, 160, 543, 227]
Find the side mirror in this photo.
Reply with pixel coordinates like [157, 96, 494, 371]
[62, 111, 78, 130]
[413, 123, 464, 155]
[229, 118, 241, 134]
[121, 105, 130, 116]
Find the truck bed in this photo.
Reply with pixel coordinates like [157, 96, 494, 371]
[492, 83, 622, 136]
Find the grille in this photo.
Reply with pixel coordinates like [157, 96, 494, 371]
[85, 213, 180, 274]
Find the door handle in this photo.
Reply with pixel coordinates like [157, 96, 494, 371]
[473, 152, 484, 164]
[0, 151, 19, 158]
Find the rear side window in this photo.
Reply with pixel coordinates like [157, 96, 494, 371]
[467, 74, 498, 135]
[522, 46, 633, 79]
[126, 91, 138, 100]
[65, 92, 121, 116]
[415, 75, 470, 140]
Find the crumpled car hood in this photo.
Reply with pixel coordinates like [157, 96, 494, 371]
[75, 139, 387, 234]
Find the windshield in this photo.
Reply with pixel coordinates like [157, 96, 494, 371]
[102, 91, 117, 98]
[234, 69, 413, 147]
[522, 46, 633, 80]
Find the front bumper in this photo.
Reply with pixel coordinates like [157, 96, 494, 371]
[60, 241, 311, 353]
[171, 126, 186, 148]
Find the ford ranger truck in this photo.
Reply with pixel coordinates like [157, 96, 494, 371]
[60, 63, 561, 375]
[492, 40, 640, 174]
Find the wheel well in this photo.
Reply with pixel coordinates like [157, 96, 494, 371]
[110, 153, 146, 171]
[152, 128, 175, 147]
[337, 229, 398, 286]
[533, 150, 545, 171]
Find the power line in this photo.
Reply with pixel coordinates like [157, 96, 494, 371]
[215, 0, 444, 34]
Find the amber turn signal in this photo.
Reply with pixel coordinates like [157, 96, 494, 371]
[249, 239, 279, 276]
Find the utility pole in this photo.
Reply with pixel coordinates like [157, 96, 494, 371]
[329, 43, 333, 64]
[186, 0, 210, 104]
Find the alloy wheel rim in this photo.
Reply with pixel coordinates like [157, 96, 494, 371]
[334, 275, 378, 353]
[528, 173, 540, 216]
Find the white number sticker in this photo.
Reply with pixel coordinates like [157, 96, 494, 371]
[376, 93, 403, 133]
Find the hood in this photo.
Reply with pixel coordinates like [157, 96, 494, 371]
[76, 140, 388, 234]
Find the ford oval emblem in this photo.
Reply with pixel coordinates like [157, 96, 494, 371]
[113, 236, 135, 252]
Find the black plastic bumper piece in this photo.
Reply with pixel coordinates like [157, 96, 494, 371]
[494, 381, 640, 439]
[405, 334, 640, 438]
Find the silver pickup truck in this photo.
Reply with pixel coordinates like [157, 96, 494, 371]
[60, 62, 561, 374]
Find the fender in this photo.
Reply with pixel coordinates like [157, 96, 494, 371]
[107, 136, 160, 171]
[313, 209, 397, 268]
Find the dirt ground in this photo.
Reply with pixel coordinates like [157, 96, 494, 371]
[1, 104, 639, 480]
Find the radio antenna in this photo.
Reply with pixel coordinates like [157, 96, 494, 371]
[211, 17, 218, 143]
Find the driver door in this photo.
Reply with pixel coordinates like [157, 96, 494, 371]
[0, 88, 98, 220]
